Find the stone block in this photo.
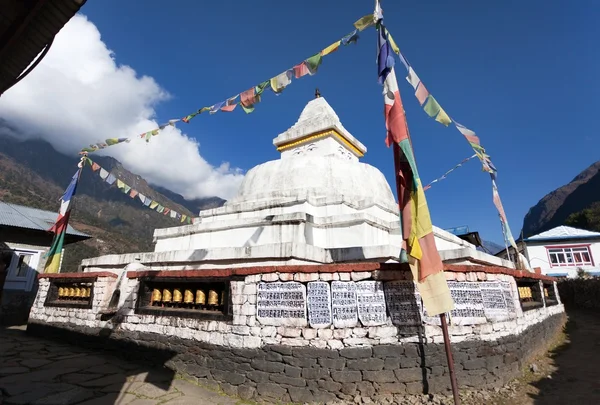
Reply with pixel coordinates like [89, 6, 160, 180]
[318, 329, 333, 340]
[333, 329, 352, 339]
[357, 381, 376, 396]
[278, 327, 302, 338]
[241, 303, 256, 316]
[281, 337, 309, 346]
[313, 392, 338, 403]
[256, 382, 287, 400]
[318, 358, 346, 370]
[344, 338, 373, 346]
[245, 275, 261, 283]
[309, 339, 327, 349]
[339, 272, 351, 281]
[319, 273, 336, 281]
[378, 382, 406, 394]
[247, 370, 270, 383]
[270, 374, 306, 387]
[302, 328, 317, 339]
[270, 345, 294, 356]
[445, 272, 456, 281]
[260, 326, 277, 337]
[352, 328, 368, 337]
[296, 347, 339, 359]
[340, 347, 372, 359]
[362, 370, 396, 383]
[287, 387, 314, 403]
[455, 273, 466, 282]
[351, 271, 372, 281]
[238, 385, 256, 400]
[211, 369, 246, 385]
[405, 381, 424, 394]
[262, 273, 279, 282]
[278, 273, 295, 281]
[328, 340, 344, 350]
[394, 367, 424, 382]
[251, 359, 285, 373]
[368, 326, 397, 339]
[318, 380, 342, 392]
[331, 370, 362, 383]
[284, 365, 302, 378]
[463, 358, 486, 371]
[347, 358, 384, 371]
[294, 273, 319, 282]
[231, 325, 250, 335]
[265, 351, 282, 362]
[301, 367, 330, 380]
[373, 345, 404, 358]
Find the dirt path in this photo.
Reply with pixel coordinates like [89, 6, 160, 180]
[485, 309, 600, 405]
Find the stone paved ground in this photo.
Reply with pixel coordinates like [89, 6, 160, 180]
[0, 326, 249, 405]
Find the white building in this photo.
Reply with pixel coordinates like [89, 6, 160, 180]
[497, 225, 600, 278]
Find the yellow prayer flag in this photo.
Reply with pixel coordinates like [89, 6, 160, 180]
[386, 29, 400, 55]
[149, 201, 158, 209]
[116, 179, 125, 189]
[321, 40, 341, 56]
[354, 14, 374, 31]
[435, 108, 452, 126]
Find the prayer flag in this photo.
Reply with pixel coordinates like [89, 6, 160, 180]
[385, 29, 400, 56]
[163, 208, 171, 215]
[377, 22, 453, 316]
[91, 162, 100, 172]
[138, 193, 146, 204]
[415, 83, 429, 106]
[105, 173, 116, 185]
[44, 169, 81, 273]
[342, 30, 359, 46]
[435, 108, 452, 126]
[406, 67, 420, 90]
[149, 201, 158, 209]
[240, 104, 255, 114]
[305, 53, 322, 75]
[293, 62, 310, 79]
[270, 70, 293, 93]
[241, 88, 257, 108]
[209, 101, 226, 114]
[170, 210, 177, 219]
[181, 214, 187, 223]
[116, 179, 125, 189]
[99, 168, 109, 180]
[423, 95, 441, 118]
[144, 198, 152, 207]
[354, 14, 374, 31]
[221, 96, 238, 112]
[130, 189, 138, 199]
[157, 205, 165, 214]
[255, 80, 270, 96]
[123, 185, 131, 194]
[321, 40, 340, 56]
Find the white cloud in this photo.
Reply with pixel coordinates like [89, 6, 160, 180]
[0, 14, 243, 200]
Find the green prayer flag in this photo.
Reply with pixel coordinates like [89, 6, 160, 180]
[255, 80, 269, 96]
[305, 53, 322, 74]
[105, 138, 120, 146]
[241, 104, 255, 114]
[423, 95, 441, 118]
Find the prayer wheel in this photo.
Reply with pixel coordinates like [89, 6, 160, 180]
[195, 289, 206, 305]
[68, 287, 76, 297]
[152, 288, 162, 303]
[162, 288, 172, 303]
[74, 287, 81, 297]
[184, 289, 194, 304]
[173, 288, 183, 303]
[84, 287, 91, 298]
[58, 287, 65, 297]
[208, 289, 219, 306]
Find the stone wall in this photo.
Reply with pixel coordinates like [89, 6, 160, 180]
[557, 278, 600, 310]
[28, 312, 566, 403]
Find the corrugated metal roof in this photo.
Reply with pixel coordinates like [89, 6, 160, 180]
[0, 200, 89, 237]
[526, 225, 600, 241]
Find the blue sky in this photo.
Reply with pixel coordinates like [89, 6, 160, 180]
[80, 0, 598, 244]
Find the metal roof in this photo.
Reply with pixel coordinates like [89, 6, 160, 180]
[525, 226, 600, 242]
[0, 200, 89, 238]
[0, 0, 88, 96]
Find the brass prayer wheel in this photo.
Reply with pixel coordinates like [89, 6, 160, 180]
[58, 287, 65, 297]
[208, 289, 219, 306]
[83, 287, 91, 297]
[152, 288, 162, 302]
[173, 288, 182, 303]
[195, 289, 206, 305]
[74, 287, 81, 297]
[162, 288, 172, 302]
[68, 287, 76, 297]
[184, 289, 194, 304]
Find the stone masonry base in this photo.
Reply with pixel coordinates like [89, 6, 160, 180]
[28, 313, 566, 403]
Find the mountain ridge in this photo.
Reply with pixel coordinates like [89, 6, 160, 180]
[0, 133, 225, 271]
[522, 161, 600, 237]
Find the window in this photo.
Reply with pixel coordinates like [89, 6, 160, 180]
[547, 246, 593, 267]
[14, 254, 32, 278]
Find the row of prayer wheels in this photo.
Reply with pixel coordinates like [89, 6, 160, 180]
[151, 288, 224, 307]
[58, 286, 91, 299]
[518, 286, 533, 300]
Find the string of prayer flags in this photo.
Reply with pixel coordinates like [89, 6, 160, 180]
[354, 14, 375, 31]
[376, 16, 454, 316]
[293, 62, 311, 79]
[221, 96, 238, 111]
[384, 24, 530, 271]
[305, 53, 323, 75]
[270, 70, 293, 94]
[423, 154, 477, 191]
[321, 40, 340, 56]
[84, 158, 194, 224]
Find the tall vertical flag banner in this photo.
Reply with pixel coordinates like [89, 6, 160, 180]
[44, 168, 81, 273]
[376, 18, 454, 316]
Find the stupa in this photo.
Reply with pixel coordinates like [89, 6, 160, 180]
[28, 96, 565, 404]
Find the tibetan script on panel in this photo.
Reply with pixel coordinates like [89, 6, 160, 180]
[447, 281, 486, 325]
[256, 282, 307, 326]
[480, 281, 510, 321]
[356, 280, 387, 326]
[331, 281, 358, 328]
[384, 281, 423, 326]
[307, 281, 332, 328]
